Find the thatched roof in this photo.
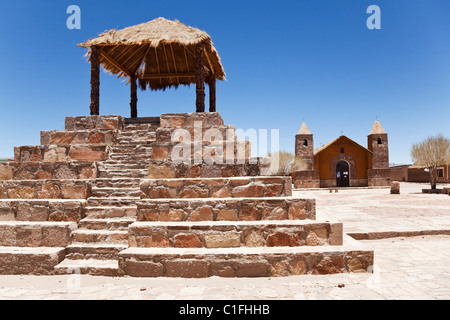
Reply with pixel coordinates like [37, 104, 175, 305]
[78, 17, 225, 91]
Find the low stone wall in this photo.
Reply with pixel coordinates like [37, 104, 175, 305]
[128, 221, 343, 248]
[156, 125, 237, 145]
[147, 158, 271, 179]
[150, 141, 251, 163]
[0, 247, 66, 275]
[368, 169, 391, 187]
[291, 170, 320, 188]
[140, 176, 292, 199]
[0, 180, 92, 199]
[14, 145, 108, 163]
[0, 162, 98, 180]
[65, 115, 125, 131]
[0, 200, 86, 222]
[160, 112, 224, 128]
[0, 222, 76, 247]
[136, 198, 316, 222]
[119, 248, 374, 277]
[40, 130, 118, 146]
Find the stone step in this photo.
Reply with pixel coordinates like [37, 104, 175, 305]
[98, 169, 148, 179]
[87, 197, 139, 207]
[99, 163, 149, 171]
[118, 245, 374, 278]
[0, 221, 77, 247]
[0, 246, 66, 275]
[80, 217, 136, 230]
[94, 178, 141, 188]
[54, 258, 122, 276]
[109, 145, 153, 153]
[65, 243, 128, 260]
[85, 206, 137, 219]
[72, 229, 128, 244]
[91, 187, 140, 198]
[136, 197, 316, 222]
[140, 176, 292, 199]
[108, 154, 151, 161]
[128, 220, 343, 248]
[123, 123, 159, 132]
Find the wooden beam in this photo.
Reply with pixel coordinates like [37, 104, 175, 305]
[170, 44, 180, 83]
[183, 46, 191, 73]
[134, 44, 151, 75]
[154, 47, 162, 85]
[203, 47, 215, 75]
[209, 77, 216, 112]
[90, 46, 100, 116]
[100, 49, 130, 77]
[141, 72, 196, 79]
[130, 75, 138, 118]
[195, 43, 205, 113]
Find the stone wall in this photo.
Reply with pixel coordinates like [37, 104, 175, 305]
[65, 115, 125, 131]
[291, 171, 320, 188]
[140, 176, 292, 199]
[14, 145, 108, 162]
[147, 157, 271, 179]
[0, 222, 76, 247]
[41, 130, 118, 146]
[0, 180, 92, 199]
[0, 200, 85, 222]
[136, 198, 316, 222]
[368, 169, 391, 187]
[119, 248, 374, 278]
[160, 113, 224, 128]
[128, 221, 343, 248]
[0, 162, 98, 180]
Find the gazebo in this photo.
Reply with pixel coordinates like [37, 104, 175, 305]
[77, 18, 225, 117]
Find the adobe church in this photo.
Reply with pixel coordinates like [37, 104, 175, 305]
[291, 121, 391, 188]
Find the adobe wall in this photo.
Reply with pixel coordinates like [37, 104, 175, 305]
[315, 143, 370, 180]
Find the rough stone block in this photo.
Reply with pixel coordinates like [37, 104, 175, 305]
[165, 259, 209, 278]
[204, 232, 241, 248]
[391, 182, 400, 194]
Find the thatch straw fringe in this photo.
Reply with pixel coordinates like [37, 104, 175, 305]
[78, 17, 225, 91]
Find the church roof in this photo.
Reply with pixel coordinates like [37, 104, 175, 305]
[370, 120, 386, 135]
[314, 135, 372, 156]
[297, 122, 311, 135]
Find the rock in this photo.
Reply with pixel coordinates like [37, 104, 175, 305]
[391, 182, 400, 194]
[204, 232, 240, 248]
[174, 234, 203, 248]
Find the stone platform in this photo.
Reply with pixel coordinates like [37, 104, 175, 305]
[0, 112, 373, 277]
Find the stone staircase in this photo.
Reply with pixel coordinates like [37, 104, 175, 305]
[0, 112, 373, 277]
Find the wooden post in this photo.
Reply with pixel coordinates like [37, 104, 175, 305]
[89, 46, 100, 116]
[195, 43, 205, 112]
[209, 77, 216, 112]
[130, 75, 138, 118]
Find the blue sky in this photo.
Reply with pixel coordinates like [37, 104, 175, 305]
[0, 0, 449, 164]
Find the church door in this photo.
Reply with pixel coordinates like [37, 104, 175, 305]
[336, 161, 350, 187]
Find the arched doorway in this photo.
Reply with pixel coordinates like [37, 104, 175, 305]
[336, 161, 350, 187]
